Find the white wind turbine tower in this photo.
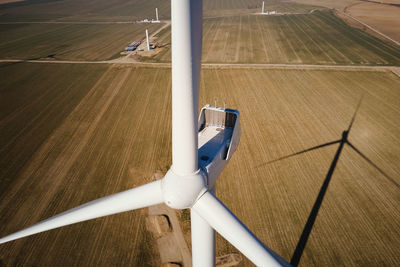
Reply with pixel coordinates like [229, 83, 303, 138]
[146, 28, 150, 50]
[0, 1, 291, 266]
[156, 7, 159, 22]
[262, 1, 265, 14]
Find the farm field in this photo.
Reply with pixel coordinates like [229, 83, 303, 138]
[289, 0, 358, 11]
[0, 0, 319, 22]
[346, 2, 400, 42]
[0, 23, 161, 61]
[0, 63, 172, 266]
[203, 0, 322, 17]
[0, 63, 399, 266]
[0, 0, 171, 22]
[152, 10, 400, 65]
[200, 67, 400, 266]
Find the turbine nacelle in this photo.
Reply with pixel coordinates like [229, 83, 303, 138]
[198, 105, 241, 189]
[162, 105, 241, 209]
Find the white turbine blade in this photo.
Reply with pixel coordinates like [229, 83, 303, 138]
[0, 180, 163, 244]
[191, 208, 215, 267]
[192, 191, 290, 267]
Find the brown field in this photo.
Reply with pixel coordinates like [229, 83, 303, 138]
[0, 63, 172, 266]
[1, 0, 400, 266]
[288, 0, 358, 11]
[0, 63, 399, 266]
[203, 67, 400, 266]
[0, 0, 171, 22]
[203, 0, 321, 17]
[346, 2, 400, 42]
[0, 0, 24, 4]
[0, 23, 161, 60]
[0, 0, 319, 22]
[152, 10, 400, 65]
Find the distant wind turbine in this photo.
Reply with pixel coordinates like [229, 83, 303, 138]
[146, 29, 150, 50]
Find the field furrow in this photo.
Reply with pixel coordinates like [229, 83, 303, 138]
[152, 11, 400, 65]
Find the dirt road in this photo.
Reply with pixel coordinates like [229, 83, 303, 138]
[1, 59, 398, 72]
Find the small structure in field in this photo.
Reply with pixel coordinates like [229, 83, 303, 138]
[262, 10, 278, 15]
[137, 9, 161, 24]
[124, 41, 141, 52]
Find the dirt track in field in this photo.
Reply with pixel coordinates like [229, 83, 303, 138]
[1, 58, 400, 71]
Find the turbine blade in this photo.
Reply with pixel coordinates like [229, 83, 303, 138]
[257, 140, 340, 167]
[191, 208, 215, 267]
[192, 191, 290, 267]
[347, 142, 400, 189]
[347, 95, 364, 132]
[0, 180, 163, 244]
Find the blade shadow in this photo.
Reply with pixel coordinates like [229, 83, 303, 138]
[256, 140, 340, 168]
[347, 94, 364, 132]
[347, 141, 400, 189]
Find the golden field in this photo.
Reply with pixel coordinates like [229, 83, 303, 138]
[0, 63, 399, 266]
[0, 0, 399, 266]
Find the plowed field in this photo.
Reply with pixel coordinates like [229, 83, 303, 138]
[1, 63, 399, 266]
[153, 10, 400, 65]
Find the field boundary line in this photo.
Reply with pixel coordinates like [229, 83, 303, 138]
[338, 9, 400, 46]
[391, 67, 400, 79]
[317, 11, 397, 63]
[0, 59, 398, 71]
[0, 21, 168, 25]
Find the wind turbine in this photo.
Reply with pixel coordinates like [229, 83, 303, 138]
[0, 1, 290, 266]
[146, 29, 150, 50]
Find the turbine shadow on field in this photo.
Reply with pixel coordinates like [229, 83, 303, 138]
[290, 130, 346, 266]
[257, 96, 398, 266]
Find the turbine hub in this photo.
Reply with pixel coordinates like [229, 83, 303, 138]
[161, 168, 207, 209]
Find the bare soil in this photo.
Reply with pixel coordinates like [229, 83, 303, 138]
[151, 11, 400, 65]
[0, 0, 24, 4]
[0, 63, 399, 266]
[147, 204, 191, 266]
[346, 2, 400, 42]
